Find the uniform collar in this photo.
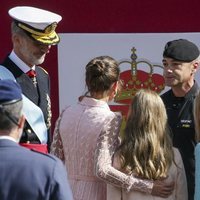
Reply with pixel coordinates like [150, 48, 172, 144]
[9, 50, 35, 73]
[183, 81, 199, 99]
[0, 136, 17, 142]
[171, 81, 199, 100]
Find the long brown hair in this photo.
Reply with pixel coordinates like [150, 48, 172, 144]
[85, 56, 120, 95]
[117, 89, 173, 180]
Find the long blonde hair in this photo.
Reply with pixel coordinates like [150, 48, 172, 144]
[117, 89, 173, 180]
[194, 90, 200, 142]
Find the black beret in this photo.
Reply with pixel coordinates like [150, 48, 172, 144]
[163, 39, 200, 62]
[0, 79, 22, 104]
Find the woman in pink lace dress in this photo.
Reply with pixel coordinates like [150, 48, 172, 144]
[105, 89, 187, 200]
[51, 56, 174, 200]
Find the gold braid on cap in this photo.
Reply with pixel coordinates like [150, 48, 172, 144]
[16, 21, 57, 36]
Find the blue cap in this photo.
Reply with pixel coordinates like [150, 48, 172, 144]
[0, 80, 22, 104]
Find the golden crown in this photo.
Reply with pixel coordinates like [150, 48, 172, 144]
[115, 47, 165, 104]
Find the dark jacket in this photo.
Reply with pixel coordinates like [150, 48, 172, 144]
[1, 56, 52, 148]
[0, 139, 72, 200]
[161, 82, 199, 200]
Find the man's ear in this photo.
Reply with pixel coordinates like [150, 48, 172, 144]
[12, 33, 22, 46]
[12, 33, 18, 43]
[193, 61, 199, 70]
[191, 61, 199, 75]
[18, 115, 25, 130]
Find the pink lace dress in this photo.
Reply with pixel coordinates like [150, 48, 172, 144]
[51, 97, 153, 200]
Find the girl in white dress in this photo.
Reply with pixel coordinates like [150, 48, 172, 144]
[107, 89, 188, 200]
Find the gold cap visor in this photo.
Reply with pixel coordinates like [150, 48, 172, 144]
[17, 21, 60, 45]
[31, 31, 60, 45]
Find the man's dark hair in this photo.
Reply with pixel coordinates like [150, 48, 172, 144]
[0, 100, 23, 131]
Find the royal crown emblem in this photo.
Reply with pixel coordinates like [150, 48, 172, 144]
[115, 47, 165, 105]
[109, 47, 165, 130]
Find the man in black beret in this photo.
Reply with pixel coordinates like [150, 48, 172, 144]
[161, 39, 200, 200]
[0, 79, 72, 200]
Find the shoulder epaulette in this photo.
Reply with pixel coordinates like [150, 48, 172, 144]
[38, 66, 49, 74]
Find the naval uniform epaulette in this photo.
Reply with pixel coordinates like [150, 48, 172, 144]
[38, 66, 49, 74]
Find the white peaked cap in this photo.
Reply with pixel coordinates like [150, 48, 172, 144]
[8, 6, 62, 45]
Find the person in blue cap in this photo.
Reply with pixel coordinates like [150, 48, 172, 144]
[0, 6, 62, 153]
[161, 38, 200, 200]
[0, 79, 73, 200]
